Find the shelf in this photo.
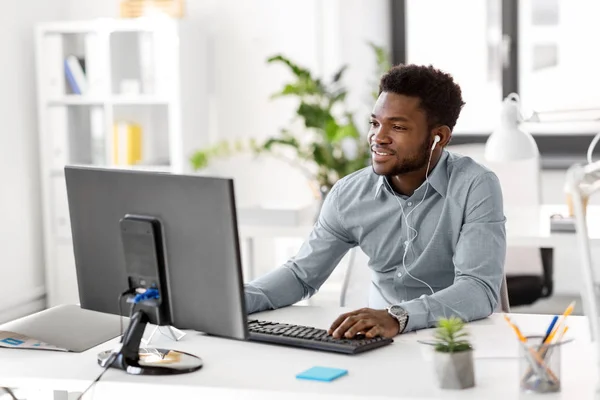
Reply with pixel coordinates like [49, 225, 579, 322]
[111, 96, 172, 106]
[38, 17, 177, 35]
[47, 95, 172, 106]
[50, 164, 172, 177]
[47, 96, 105, 106]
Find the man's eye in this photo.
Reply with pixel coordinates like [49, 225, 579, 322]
[393, 126, 407, 131]
[369, 121, 379, 127]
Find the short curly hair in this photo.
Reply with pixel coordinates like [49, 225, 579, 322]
[379, 64, 465, 131]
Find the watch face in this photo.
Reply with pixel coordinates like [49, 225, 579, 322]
[389, 305, 404, 317]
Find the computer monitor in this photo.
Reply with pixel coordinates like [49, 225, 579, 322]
[64, 165, 249, 374]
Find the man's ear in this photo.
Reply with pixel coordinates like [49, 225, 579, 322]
[432, 125, 452, 147]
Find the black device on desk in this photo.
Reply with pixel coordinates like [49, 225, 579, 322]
[65, 166, 392, 357]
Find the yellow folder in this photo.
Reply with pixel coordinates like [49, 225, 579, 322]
[113, 122, 142, 165]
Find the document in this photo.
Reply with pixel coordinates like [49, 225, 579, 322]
[0, 331, 67, 351]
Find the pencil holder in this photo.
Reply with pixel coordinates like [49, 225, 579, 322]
[519, 335, 564, 393]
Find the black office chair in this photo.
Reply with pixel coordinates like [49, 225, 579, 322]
[505, 248, 553, 307]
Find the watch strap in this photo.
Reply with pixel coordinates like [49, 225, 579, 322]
[387, 305, 409, 334]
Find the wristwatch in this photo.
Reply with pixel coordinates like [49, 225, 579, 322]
[386, 305, 409, 334]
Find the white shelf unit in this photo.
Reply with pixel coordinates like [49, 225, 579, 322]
[35, 18, 208, 307]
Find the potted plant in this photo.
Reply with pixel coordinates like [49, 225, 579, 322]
[189, 43, 390, 206]
[432, 316, 475, 390]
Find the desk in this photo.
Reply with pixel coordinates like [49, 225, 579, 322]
[0, 306, 597, 399]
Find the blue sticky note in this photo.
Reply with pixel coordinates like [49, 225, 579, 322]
[296, 366, 348, 382]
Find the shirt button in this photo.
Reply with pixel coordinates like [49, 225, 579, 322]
[397, 272, 402, 277]
[407, 201, 412, 206]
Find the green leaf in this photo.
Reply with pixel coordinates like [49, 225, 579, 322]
[262, 137, 300, 152]
[432, 316, 472, 353]
[190, 151, 209, 170]
[324, 119, 340, 142]
[267, 54, 311, 79]
[297, 102, 333, 130]
[272, 78, 323, 98]
[330, 89, 347, 105]
[367, 41, 391, 75]
[332, 65, 348, 83]
[333, 123, 360, 142]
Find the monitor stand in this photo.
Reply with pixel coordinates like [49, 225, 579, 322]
[142, 324, 186, 346]
[97, 310, 202, 375]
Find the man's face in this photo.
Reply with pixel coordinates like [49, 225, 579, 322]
[368, 92, 432, 177]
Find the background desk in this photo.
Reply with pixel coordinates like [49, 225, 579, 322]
[0, 306, 597, 399]
[238, 205, 600, 301]
[238, 204, 600, 252]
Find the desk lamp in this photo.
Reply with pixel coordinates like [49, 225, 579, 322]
[484, 93, 540, 162]
[484, 93, 542, 234]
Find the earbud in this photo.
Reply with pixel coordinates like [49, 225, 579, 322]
[431, 135, 441, 151]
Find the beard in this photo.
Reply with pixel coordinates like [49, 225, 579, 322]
[372, 136, 433, 177]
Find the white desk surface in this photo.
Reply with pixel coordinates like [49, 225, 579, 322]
[238, 204, 600, 249]
[0, 306, 597, 399]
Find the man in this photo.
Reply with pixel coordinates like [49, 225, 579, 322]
[244, 64, 506, 339]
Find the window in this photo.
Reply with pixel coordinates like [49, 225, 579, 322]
[404, 0, 503, 132]
[519, 0, 600, 121]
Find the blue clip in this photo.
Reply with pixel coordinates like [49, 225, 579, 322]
[132, 288, 160, 304]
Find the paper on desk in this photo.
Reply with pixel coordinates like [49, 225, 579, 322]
[0, 331, 68, 351]
[417, 331, 519, 359]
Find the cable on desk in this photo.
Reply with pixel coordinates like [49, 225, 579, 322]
[76, 347, 121, 400]
[118, 288, 135, 337]
[76, 288, 134, 399]
[1, 387, 18, 400]
[77, 287, 161, 399]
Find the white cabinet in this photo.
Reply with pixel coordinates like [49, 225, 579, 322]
[35, 18, 208, 306]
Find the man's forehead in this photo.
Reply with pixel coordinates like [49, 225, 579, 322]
[372, 93, 423, 119]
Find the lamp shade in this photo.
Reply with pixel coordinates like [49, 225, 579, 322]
[484, 93, 539, 162]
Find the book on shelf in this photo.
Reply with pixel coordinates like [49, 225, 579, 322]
[113, 121, 143, 165]
[64, 55, 87, 95]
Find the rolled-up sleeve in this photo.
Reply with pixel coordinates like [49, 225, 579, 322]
[244, 181, 356, 314]
[400, 171, 506, 332]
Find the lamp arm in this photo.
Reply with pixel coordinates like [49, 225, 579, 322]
[566, 163, 600, 364]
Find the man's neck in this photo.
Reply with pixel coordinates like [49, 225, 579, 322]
[388, 152, 442, 196]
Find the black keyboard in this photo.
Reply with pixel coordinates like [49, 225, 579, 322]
[247, 319, 393, 354]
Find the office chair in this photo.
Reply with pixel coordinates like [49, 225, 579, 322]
[500, 274, 510, 313]
[505, 248, 554, 307]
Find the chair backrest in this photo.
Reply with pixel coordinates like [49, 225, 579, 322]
[499, 274, 510, 313]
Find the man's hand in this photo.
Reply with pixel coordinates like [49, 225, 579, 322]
[327, 308, 400, 339]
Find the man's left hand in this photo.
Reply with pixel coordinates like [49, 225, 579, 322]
[327, 308, 399, 339]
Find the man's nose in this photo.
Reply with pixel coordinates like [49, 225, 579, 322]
[371, 128, 391, 145]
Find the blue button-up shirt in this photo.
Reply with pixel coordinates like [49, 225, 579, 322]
[244, 150, 506, 332]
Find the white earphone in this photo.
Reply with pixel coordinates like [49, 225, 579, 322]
[431, 135, 441, 151]
[383, 132, 464, 318]
[384, 133, 441, 297]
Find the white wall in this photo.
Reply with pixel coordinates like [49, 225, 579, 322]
[0, 0, 68, 323]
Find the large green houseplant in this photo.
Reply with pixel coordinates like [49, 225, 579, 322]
[432, 316, 475, 390]
[190, 43, 390, 199]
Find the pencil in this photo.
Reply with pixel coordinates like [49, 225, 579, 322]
[545, 301, 575, 344]
[503, 315, 558, 384]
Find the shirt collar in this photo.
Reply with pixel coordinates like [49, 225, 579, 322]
[374, 149, 449, 199]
